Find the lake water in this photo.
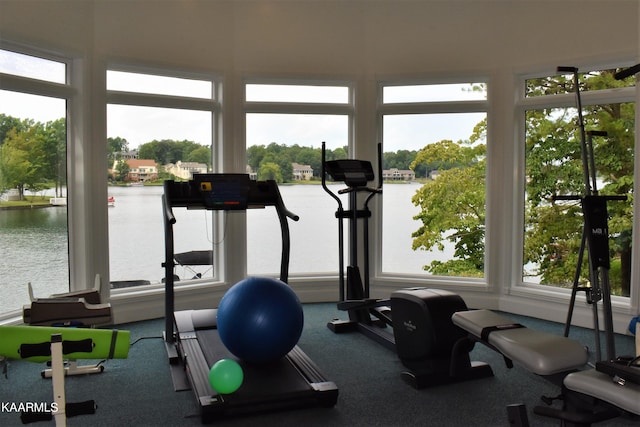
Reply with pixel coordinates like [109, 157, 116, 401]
[1, 182, 454, 313]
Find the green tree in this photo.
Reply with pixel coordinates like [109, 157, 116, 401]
[41, 118, 66, 197]
[0, 115, 65, 197]
[0, 126, 47, 199]
[410, 139, 486, 276]
[258, 161, 283, 182]
[107, 136, 129, 167]
[185, 145, 211, 169]
[115, 160, 131, 182]
[0, 114, 32, 146]
[258, 143, 293, 181]
[247, 144, 267, 172]
[137, 139, 209, 167]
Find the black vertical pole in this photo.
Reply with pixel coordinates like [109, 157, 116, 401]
[162, 189, 176, 346]
[362, 143, 383, 300]
[322, 142, 345, 301]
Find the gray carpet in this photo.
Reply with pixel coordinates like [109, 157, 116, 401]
[1, 303, 637, 426]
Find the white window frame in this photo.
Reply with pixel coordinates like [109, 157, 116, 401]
[0, 42, 79, 319]
[375, 78, 490, 287]
[106, 63, 223, 292]
[512, 67, 639, 314]
[241, 77, 355, 282]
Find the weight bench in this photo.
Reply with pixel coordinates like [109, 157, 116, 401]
[533, 368, 640, 425]
[451, 309, 588, 376]
[453, 309, 640, 426]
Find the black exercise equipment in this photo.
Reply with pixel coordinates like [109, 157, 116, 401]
[162, 174, 338, 423]
[554, 66, 627, 362]
[321, 142, 393, 350]
[391, 288, 493, 388]
[173, 250, 213, 280]
[321, 143, 492, 388]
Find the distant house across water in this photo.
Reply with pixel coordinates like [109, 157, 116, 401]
[112, 159, 159, 182]
[292, 163, 313, 181]
[382, 168, 415, 181]
[245, 163, 315, 181]
[164, 161, 208, 180]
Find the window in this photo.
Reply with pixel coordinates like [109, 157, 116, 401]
[107, 68, 218, 288]
[521, 68, 635, 297]
[0, 47, 70, 316]
[380, 82, 488, 279]
[244, 82, 352, 277]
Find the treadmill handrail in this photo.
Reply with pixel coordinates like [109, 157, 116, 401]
[163, 194, 176, 225]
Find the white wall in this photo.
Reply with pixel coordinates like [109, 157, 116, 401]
[1, 0, 638, 329]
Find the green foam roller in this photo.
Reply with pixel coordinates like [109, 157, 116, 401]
[0, 326, 130, 362]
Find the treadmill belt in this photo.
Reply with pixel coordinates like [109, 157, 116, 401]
[196, 329, 312, 396]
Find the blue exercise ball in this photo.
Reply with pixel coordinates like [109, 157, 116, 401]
[217, 276, 304, 363]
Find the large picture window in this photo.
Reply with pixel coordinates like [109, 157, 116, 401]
[380, 82, 488, 279]
[521, 68, 635, 297]
[0, 48, 70, 316]
[244, 82, 352, 277]
[107, 68, 218, 288]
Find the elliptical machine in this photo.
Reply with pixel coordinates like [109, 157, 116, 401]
[321, 142, 493, 388]
[321, 142, 394, 350]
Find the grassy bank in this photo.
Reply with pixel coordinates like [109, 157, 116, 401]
[0, 195, 54, 209]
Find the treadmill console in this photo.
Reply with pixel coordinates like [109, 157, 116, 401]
[164, 174, 250, 210]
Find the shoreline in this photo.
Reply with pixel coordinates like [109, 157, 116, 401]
[0, 203, 55, 211]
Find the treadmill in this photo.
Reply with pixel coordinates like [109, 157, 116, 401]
[162, 174, 338, 423]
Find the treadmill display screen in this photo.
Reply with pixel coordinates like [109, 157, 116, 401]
[194, 174, 251, 210]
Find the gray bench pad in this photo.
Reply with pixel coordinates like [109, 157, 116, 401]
[452, 309, 588, 376]
[565, 369, 640, 415]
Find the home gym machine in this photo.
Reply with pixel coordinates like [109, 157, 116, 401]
[554, 66, 627, 363]
[162, 174, 338, 423]
[321, 142, 394, 350]
[321, 142, 493, 388]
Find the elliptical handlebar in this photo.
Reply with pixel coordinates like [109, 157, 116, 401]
[321, 142, 345, 209]
[283, 209, 300, 222]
